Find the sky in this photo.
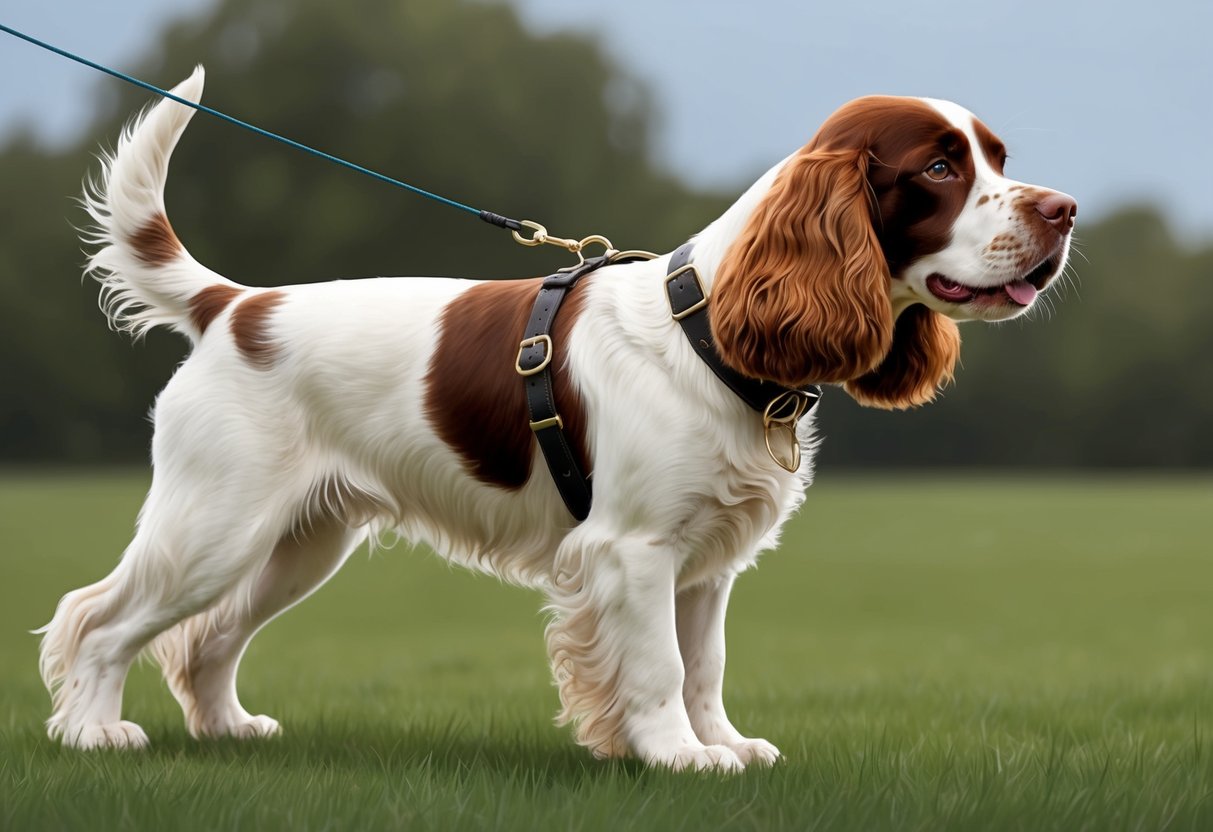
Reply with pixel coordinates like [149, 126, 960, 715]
[1, 0, 1210, 240]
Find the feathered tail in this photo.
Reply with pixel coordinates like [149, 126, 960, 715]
[80, 65, 239, 340]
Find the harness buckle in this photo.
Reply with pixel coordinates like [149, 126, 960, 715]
[665, 263, 709, 321]
[515, 334, 553, 377]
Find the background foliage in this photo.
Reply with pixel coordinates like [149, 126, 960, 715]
[2, 0, 1209, 467]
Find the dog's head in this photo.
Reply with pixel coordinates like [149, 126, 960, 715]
[711, 96, 1075, 409]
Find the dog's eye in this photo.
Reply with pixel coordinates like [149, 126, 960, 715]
[925, 160, 951, 181]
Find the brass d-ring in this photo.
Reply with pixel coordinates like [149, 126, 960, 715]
[762, 391, 813, 472]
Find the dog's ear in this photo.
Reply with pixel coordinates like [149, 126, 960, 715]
[711, 148, 893, 388]
[844, 304, 961, 409]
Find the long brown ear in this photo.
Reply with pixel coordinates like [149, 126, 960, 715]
[711, 148, 893, 388]
[844, 304, 961, 409]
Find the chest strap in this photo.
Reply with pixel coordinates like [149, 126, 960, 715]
[515, 255, 607, 521]
[664, 242, 822, 472]
[516, 252, 657, 520]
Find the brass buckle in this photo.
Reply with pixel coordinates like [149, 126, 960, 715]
[665, 264, 709, 321]
[529, 414, 564, 432]
[515, 334, 553, 377]
[762, 390, 816, 472]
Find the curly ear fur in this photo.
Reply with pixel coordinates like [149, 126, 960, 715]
[844, 304, 961, 409]
[711, 148, 893, 388]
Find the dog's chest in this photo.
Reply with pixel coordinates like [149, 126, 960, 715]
[672, 458, 807, 588]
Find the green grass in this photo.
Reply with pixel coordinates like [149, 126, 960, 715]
[1, 471, 1211, 830]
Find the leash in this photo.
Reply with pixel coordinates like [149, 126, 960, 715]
[2, 22, 817, 516]
[0, 21, 604, 259]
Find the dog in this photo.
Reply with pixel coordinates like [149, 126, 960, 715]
[38, 67, 1074, 770]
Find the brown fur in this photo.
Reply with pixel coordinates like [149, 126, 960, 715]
[424, 278, 592, 489]
[971, 118, 1008, 173]
[712, 96, 975, 405]
[188, 285, 242, 335]
[229, 291, 286, 369]
[845, 304, 961, 408]
[129, 213, 181, 266]
[711, 148, 893, 388]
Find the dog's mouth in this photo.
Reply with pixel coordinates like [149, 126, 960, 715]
[926, 253, 1061, 308]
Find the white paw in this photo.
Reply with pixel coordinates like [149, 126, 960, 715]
[728, 737, 782, 767]
[68, 720, 150, 750]
[654, 743, 745, 773]
[196, 713, 281, 739]
[231, 714, 281, 739]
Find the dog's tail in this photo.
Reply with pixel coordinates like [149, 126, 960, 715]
[82, 66, 240, 341]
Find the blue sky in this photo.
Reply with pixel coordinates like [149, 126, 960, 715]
[1, 0, 1210, 240]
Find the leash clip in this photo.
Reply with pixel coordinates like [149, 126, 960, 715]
[512, 220, 616, 265]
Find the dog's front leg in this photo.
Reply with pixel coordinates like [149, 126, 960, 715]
[676, 574, 782, 766]
[545, 532, 744, 771]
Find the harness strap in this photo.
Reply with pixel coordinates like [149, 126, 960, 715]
[517, 242, 821, 521]
[516, 255, 613, 521]
[665, 243, 822, 471]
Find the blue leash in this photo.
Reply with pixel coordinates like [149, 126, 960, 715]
[0, 21, 527, 235]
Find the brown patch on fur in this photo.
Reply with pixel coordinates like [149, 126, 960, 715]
[972, 118, 1008, 174]
[976, 194, 990, 207]
[425, 277, 592, 489]
[807, 97, 976, 277]
[188, 285, 242, 335]
[129, 213, 181, 265]
[845, 305, 961, 409]
[230, 291, 286, 369]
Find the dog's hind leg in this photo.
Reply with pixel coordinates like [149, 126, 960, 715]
[151, 515, 364, 739]
[38, 460, 306, 749]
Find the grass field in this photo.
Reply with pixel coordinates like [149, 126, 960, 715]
[1, 471, 1211, 830]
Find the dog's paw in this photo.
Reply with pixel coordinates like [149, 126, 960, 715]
[67, 720, 150, 750]
[651, 743, 745, 773]
[223, 713, 281, 739]
[727, 737, 782, 767]
[196, 712, 281, 740]
[232, 714, 281, 739]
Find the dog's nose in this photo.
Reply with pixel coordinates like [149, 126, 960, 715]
[1036, 192, 1077, 233]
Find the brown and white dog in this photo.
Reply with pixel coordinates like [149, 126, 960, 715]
[39, 68, 1074, 770]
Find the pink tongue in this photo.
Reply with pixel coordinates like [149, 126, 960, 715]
[1003, 279, 1038, 305]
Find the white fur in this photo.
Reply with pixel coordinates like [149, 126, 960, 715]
[37, 74, 1062, 769]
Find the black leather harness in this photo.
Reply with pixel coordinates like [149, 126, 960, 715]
[515, 255, 609, 520]
[517, 243, 821, 521]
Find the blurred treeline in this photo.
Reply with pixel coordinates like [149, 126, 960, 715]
[1, 0, 1209, 468]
